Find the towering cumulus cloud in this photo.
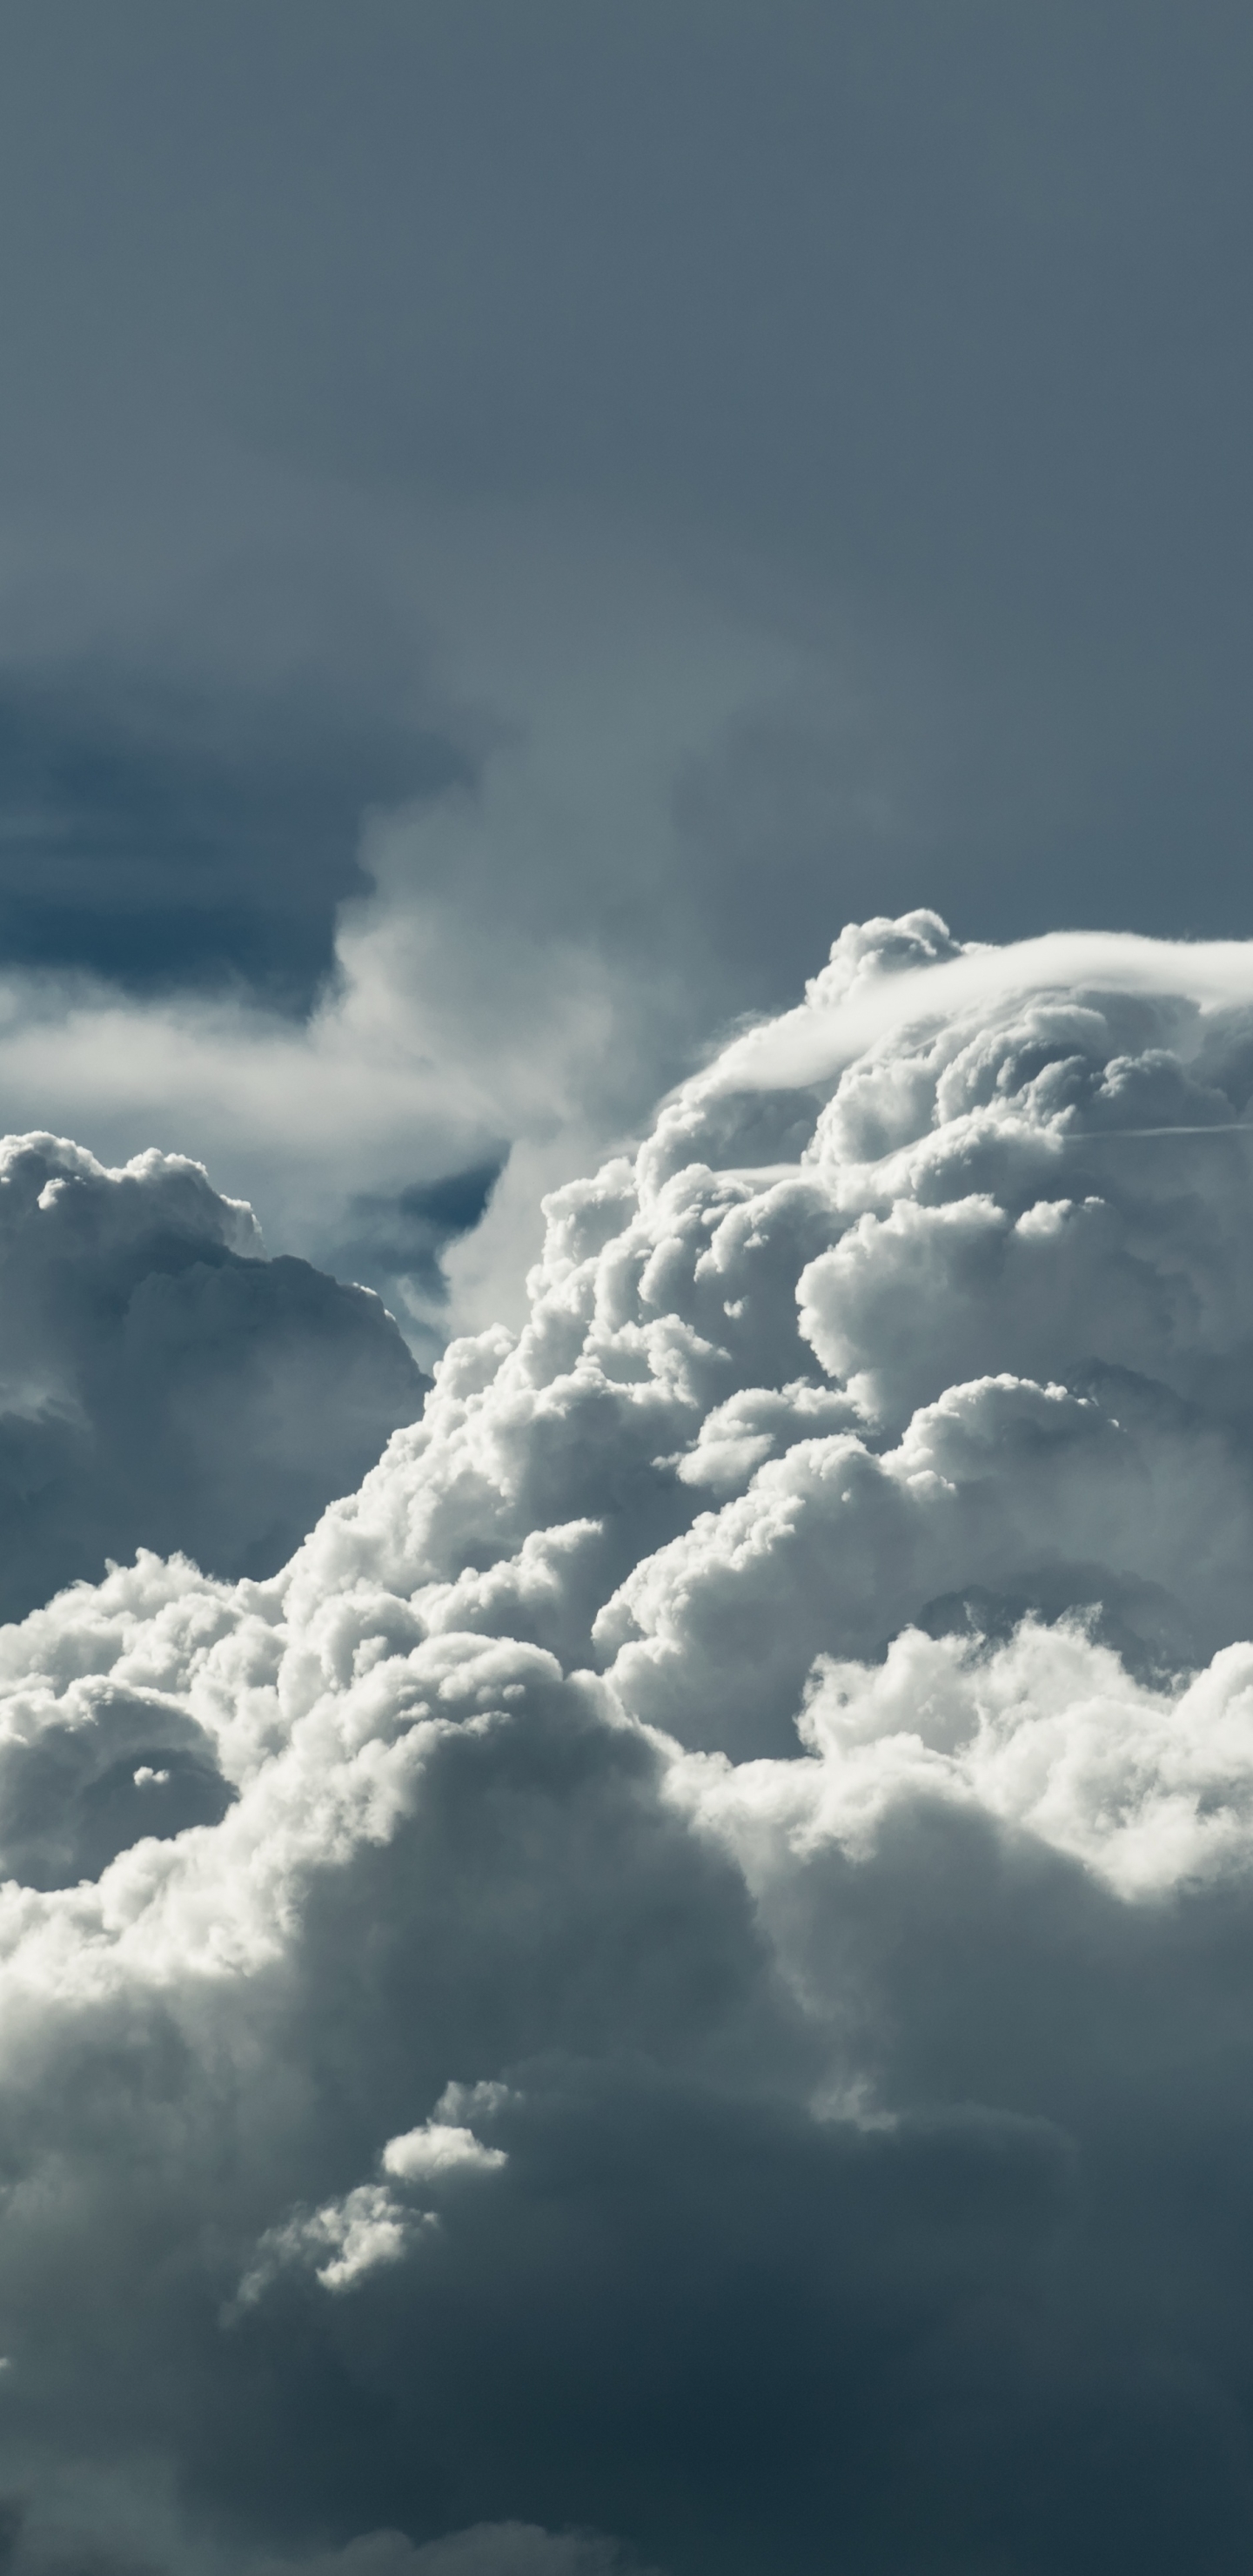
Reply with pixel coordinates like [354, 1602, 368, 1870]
[7, 916, 1253, 2572]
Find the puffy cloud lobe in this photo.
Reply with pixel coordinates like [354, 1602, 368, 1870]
[678, 1618, 1253, 1900]
[10, 922, 1253, 2566]
[0, 1134, 426, 1616]
[238, 2184, 434, 2303]
[236, 2109, 509, 2307]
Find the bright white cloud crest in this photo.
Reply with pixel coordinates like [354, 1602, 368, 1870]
[5, 915, 1253, 2570]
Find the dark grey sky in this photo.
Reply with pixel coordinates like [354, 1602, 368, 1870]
[0, 0, 1250, 1032]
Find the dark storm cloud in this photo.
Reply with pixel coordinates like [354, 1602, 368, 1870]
[0, 1132, 425, 1614]
[259, 2535, 647, 2576]
[0, 663, 472, 1008]
[335, 1164, 507, 1308]
[0, 0, 1249, 1029]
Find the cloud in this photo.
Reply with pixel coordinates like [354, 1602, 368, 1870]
[3, 3, 1253, 1398]
[0, 661, 472, 1010]
[0, 475, 800, 1378]
[234, 2108, 508, 2310]
[257, 2526, 646, 2576]
[333, 1164, 508, 1325]
[0, 1130, 425, 1617]
[7, 922, 1253, 2566]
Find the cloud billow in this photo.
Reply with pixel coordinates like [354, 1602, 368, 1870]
[0, 1134, 426, 1616]
[6, 919, 1253, 2569]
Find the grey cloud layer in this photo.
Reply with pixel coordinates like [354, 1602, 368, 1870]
[0, 1134, 425, 1620]
[0, 661, 472, 1008]
[0, 3, 1250, 1073]
[1, 922, 1253, 2566]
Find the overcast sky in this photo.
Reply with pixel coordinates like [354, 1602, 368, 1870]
[0, 0, 1250, 1337]
[4, 10, 1253, 2573]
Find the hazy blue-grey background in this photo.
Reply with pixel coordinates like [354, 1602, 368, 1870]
[0, 0, 1248, 1349]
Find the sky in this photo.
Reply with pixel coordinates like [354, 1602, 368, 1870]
[0, 1, 1250, 1343]
[3, 5, 1253, 2571]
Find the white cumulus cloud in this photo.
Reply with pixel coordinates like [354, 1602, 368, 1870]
[3, 918, 1253, 2570]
